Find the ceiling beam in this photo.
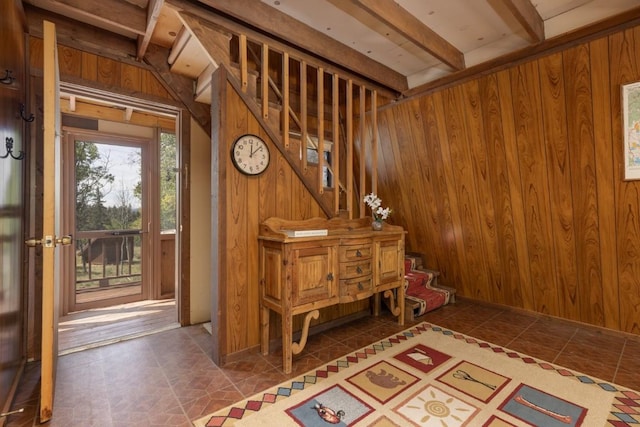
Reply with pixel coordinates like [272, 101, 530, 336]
[166, 0, 400, 98]
[402, 5, 640, 100]
[192, 0, 408, 93]
[27, 0, 147, 36]
[500, 0, 544, 43]
[348, 0, 465, 71]
[25, 3, 139, 63]
[137, 0, 164, 59]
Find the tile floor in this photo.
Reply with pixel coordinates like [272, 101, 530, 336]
[6, 298, 640, 426]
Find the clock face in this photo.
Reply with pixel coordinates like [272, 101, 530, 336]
[231, 134, 270, 176]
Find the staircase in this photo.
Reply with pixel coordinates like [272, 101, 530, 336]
[165, 11, 389, 218]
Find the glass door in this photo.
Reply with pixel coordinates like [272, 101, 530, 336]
[68, 135, 150, 311]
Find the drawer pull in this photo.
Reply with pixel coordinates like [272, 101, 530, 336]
[355, 249, 362, 257]
[327, 272, 334, 281]
[358, 282, 363, 290]
[356, 266, 363, 274]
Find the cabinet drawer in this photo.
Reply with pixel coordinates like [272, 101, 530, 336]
[339, 244, 372, 261]
[340, 276, 372, 298]
[339, 259, 372, 279]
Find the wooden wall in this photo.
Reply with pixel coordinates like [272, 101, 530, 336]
[213, 72, 370, 359]
[0, 0, 26, 417]
[29, 38, 171, 102]
[370, 25, 640, 334]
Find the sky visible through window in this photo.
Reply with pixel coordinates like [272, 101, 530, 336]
[97, 143, 141, 209]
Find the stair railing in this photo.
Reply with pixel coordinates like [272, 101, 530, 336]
[234, 33, 381, 218]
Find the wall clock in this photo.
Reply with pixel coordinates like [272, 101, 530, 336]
[230, 134, 270, 176]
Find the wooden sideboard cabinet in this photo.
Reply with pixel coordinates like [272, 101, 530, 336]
[258, 216, 405, 373]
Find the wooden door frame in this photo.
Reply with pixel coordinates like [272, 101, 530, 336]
[177, 110, 190, 326]
[61, 129, 156, 314]
[54, 81, 185, 322]
[40, 19, 60, 423]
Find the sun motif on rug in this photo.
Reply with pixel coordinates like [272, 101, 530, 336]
[397, 384, 478, 426]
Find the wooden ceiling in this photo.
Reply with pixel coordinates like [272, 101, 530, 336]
[21, 0, 640, 101]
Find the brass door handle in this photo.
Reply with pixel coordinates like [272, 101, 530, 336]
[56, 235, 73, 245]
[25, 235, 73, 247]
[24, 238, 42, 247]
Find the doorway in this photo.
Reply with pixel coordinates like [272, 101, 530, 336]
[58, 120, 180, 352]
[67, 135, 150, 311]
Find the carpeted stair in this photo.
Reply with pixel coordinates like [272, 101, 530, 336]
[403, 254, 455, 321]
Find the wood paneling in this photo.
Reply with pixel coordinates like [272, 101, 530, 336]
[370, 23, 640, 335]
[29, 37, 171, 101]
[563, 44, 603, 325]
[538, 51, 578, 321]
[0, 0, 26, 416]
[611, 27, 640, 334]
[216, 80, 368, 358]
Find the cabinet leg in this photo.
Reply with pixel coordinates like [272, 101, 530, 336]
[397, 285, 405, 326]
[373, 293, 381, 316]
[282, 311, 293, 374]
[260, 305, 270, 355]
[291, 310, 319, 355]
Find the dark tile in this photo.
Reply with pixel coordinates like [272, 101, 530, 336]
[530, 317, 578, 340]
[233, 368, 289, 396]
[614, 366, 640, 391]
[180, 384, 244, 420]
[463, 327, 517, 347]
[553, 352, 618, 382]
[620, 338, 640, 368]
[301, 332, 341, 353]
[167, 368, 234, 404]
[515, 327, 574, 352]
[340, 332, 380, 350]
[311, 342, 354, 362]
[218, 353, 276, 384]
[507, 337, 565, 362]
[490, 310, 538, 329]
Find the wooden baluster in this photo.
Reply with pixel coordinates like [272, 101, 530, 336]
[301, 60, 307, 168]
[346, 79, 353, 218]
[317, 67, 324, 193]
[239, 34, 247, 93]
[333, 74, 340, 214]
[282, 52, 289, 148]
[261, 43, 269, 120]
[371, 89, 378, 196]
[359, 85, 366, 217]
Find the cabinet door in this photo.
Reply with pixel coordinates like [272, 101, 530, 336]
[291, 245, 337, 306]
[376, 238, 403, 287]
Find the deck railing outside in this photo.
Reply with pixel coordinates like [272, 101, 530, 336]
[75, 230, 142, 294]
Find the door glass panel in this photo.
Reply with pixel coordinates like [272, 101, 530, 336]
[160, 131, 177, 232]
[73, 140, 145, 305]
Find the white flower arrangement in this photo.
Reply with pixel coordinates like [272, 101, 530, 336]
[363, 192, 392, 222]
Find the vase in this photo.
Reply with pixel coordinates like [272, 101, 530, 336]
[371, 220, 383, 231]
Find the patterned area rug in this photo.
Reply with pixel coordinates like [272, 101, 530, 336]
[194, 323, 640, 426]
